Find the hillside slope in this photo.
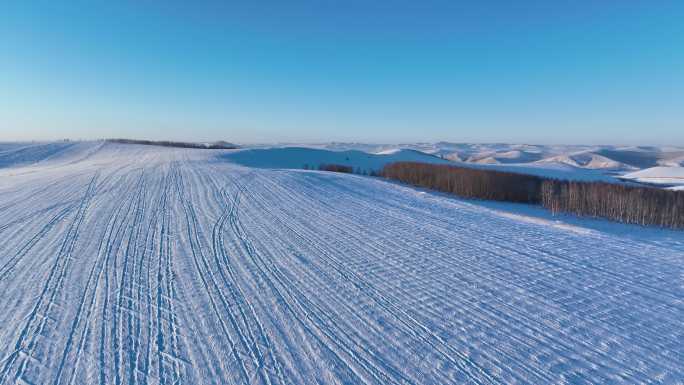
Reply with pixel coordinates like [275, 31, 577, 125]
[620, 166, 684, 188]
[0, 143, 681, 384]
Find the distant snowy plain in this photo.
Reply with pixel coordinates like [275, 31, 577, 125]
[0, 141, 682, 384]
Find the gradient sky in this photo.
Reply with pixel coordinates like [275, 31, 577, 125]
[1, 1, 683, 144]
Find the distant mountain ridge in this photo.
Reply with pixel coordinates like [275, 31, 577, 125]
[246, 142, 684, 188]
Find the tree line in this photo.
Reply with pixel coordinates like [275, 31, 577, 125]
[380, 162, 684, 229]
[381, 162, 543, 203]
[540, 180, 684, 228]
[318, 164, 354, 173]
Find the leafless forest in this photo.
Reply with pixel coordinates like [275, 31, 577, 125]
[381, 162, 684, 228]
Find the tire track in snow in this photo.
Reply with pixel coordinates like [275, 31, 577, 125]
[137, 166, 174, 385]
[160, 165, 184, 385]
[52, 170, 145, 385]
[97, 175, 143, 385]
[222, 177, 416, 385]
[311, 176, 681, 380]
[0, 204, 75, 284]
[248, 174, 564, 383]
[251, 173, 636, 382]
[112, 171, 149, 385]
[257, 171, 679, 383]
[203, 171, 287, 385]
[231, 175, 489, 382]
[0, 173, 99, 385]
[148, 164, 184, 385]
[173, 166, 258, 385]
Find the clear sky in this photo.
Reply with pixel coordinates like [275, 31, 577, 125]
[1, 1, 683, 145]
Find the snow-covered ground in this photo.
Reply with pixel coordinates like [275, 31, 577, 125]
[0, 141, 682, 384]
[620, 166, 684, 189]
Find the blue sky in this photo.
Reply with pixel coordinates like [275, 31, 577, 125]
[1, 1, 682, 144]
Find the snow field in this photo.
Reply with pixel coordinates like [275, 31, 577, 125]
[0, 142, 682, 384]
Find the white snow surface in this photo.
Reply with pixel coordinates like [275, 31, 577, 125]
[620, 166, 684, 187]
[0, 142, 683, 384]
[537, 152, 636, 171]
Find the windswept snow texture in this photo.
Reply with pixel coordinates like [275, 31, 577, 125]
[0, 142, 683, 385]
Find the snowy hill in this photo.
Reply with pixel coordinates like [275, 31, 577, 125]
[297, 142, 684, 170]
[221, 146, 452, 173]
[259, 142, 684, 186]
[620, 166, 684, 187]
[221, 145, 629, 183]
[0, 141, 100, 169]
[467, 149, 544, 164]
[537, 151, 636, 171]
